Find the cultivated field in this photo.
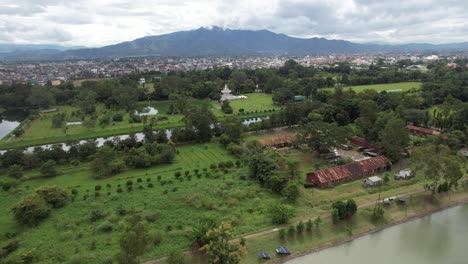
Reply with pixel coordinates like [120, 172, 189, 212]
[0, 143, 279, 263]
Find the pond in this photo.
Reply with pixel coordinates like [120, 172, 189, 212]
[287, 204, 468, 264]
[0, 110, 28, 140]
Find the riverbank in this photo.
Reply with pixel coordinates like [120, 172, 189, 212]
[277, 195, 468, 264]
[240, 186, 468, 264]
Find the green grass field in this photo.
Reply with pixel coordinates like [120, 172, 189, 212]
[229, 93, 280, 113]
[320, 82, 422, 93]
[0, 143, 280, 263]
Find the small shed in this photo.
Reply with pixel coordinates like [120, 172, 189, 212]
[395, 169, 412, 180]
[294, 95, 306, 101]
[365, 176, 382, 186]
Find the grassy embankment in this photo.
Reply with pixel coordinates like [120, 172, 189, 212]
[0, 93, 278, 150]
[320, 82, 422, 93]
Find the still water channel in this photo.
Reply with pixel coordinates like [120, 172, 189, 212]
[0, 110, 28, 140]
[287, 204, 468, 264]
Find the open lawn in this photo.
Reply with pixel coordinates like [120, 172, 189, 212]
[320, 82, 422, 93]
[229, 93, 280, 113]
[0, 143, 280, 264]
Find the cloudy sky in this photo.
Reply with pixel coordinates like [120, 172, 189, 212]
[0, 0, 467, 47]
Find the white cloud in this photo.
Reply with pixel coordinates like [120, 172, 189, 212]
[0, 0, 466, 46]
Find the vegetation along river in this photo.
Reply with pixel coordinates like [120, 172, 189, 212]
[287, 204, 468, 264]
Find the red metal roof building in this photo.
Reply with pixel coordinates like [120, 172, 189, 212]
[306, 156, 391, 188]
[349, 136, 382, 151]
[405, 124, 441, 137]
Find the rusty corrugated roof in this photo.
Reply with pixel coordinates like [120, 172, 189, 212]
[405, 124, 441, 136]
[308, 156, 390, 185]
[257, 133, 297, 147]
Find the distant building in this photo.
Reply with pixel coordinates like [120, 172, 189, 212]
[306, 156, 391, 188]
[365, 176, 382, 187]
[256, 133, 297, 149]
[349, 136, 382, 151]
[405, 124, 441, 137]
[50, 80, 62, 86]
[139, 77, 146, 84]
[294, 95, 306, 102]
[395, 169, 413, 180]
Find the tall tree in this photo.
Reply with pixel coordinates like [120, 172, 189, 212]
[117, 214, 150, 264]
[201, 223, 246, 264]
[298, 121, 351, 153]
[411, 144, 464, 195]
[379, 117, 409, 160]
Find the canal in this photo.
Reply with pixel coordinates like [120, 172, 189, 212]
[287, 204, 468, 264]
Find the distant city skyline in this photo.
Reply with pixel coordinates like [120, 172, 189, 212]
[0, 0, 467, 47]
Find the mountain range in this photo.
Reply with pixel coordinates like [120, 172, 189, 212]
[1, 27, 468, 61]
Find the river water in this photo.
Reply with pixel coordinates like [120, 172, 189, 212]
[287, 204, 468, 264]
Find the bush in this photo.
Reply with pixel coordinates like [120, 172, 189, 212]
[306, 219, 313, 231]
[7, 165, 23, 179]
[116, 206, 127, 216]
[117, 187, 123, 193]
[278, 229, 286, 239]
[157, 175, 162, 181]
[210, 164, 217, 170]
[149, 231, 163, 245]
[126, 180, 133, 186]
[89, 209, 105, 222]
[225, 161, 234, 168]
[71, 189, 78, 195]
[296, 220, 305, 233]
[148, 183, 154, 188]
[174, 171, 181, 179]
[268, 203, 295, 224]
[112, 113, 124, 122]
[35, 186, 69, 208]
[137, 178, 142, 183]
[144, 212, 160, 223]
[288, 225, 296, 236]
[127, 186, 133, 192]
[97, 220, 113, 233]
[12, 194, 50, 226]
[167, 250, 185, 264]
[95, 185, 102, 191]
[218, 162, 225, 169]
[40, 160, 59, 177]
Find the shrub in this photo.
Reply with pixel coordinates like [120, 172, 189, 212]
[7, 165, 23, 179]
[95, 192, 100, 197]
[174, 171, 181, 179]
[185, 171, 190, 176]
[40, 160, 59, 177]
[126, 180, 133, 186]
[106, 184, 112, 188]
[12, 194, 50, 226]
[116, 206, 127, 216]
[210, 164, 217, 170]
[146, 178, 151, 182]
[112, 113, 124, 122]
[278, 229, 286, 239]
[97, 220, 113, 233]
[137, 178, 142, 183]
[225, 161, 234, 168]
[288, 225, 296, 236]
[157, 175, 162, 181]
[172, 187, 178, 192]
[148, 183, 154, 188]
[127, 186, 133, 192]
[71, 189, 78, 195]
[145, 212, 160, 223]
[306, 219, 313, 231]
[296, 220, 305, 234]
[35, 186, 69, 208]
[167, 250, 185, 264]
[268, 203, 295, 224]
[89, 210, 105, 222]
[149, 231, 164, 245]
[117, 187, 123, 193]
[95, 185, 102, 191]
[218, 162, 225, 168]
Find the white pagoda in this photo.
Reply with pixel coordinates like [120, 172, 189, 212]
[220, 84, 247, 101]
